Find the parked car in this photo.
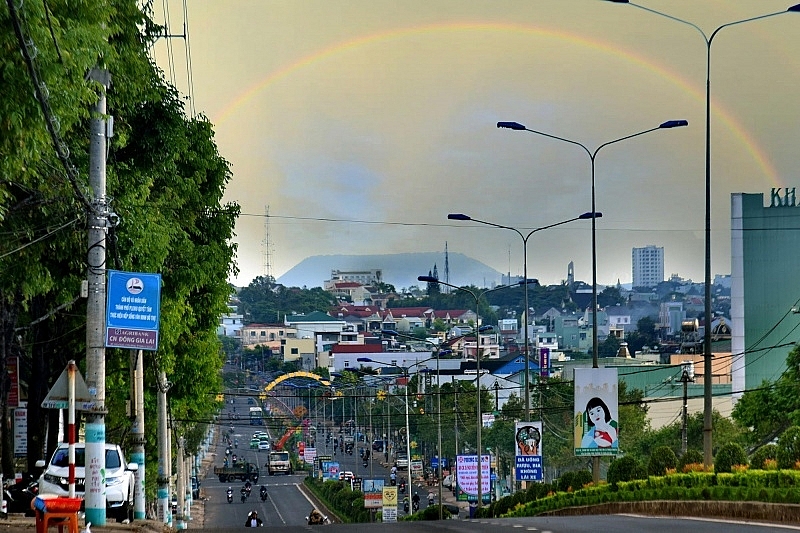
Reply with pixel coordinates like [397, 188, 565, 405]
[372, 440, 386, 452]
[37, 443, 138, 523]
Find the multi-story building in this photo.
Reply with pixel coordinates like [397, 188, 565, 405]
[731, 190, 800, 396]
[632, 245, 664, 288]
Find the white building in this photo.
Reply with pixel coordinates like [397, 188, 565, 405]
[632, 245, 664, 288]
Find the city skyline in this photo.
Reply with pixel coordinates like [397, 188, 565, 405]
[153, 1, 800, 288]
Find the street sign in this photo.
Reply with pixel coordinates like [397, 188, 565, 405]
[42, 364, 94, 410]
[105, 270, 161, 350]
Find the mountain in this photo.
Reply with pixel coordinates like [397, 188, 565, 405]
[276, 252, 504, 290]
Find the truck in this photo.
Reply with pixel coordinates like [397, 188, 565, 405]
[214, 461, 260, 483]
[267, 451, 293, 475]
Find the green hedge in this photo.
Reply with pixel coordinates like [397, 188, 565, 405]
[303, 477, 371, 523]
[496, 470, 800, 517]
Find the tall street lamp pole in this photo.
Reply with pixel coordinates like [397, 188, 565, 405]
[606, 0, 800, 470]
[447, 212, 598, 422]
[382, 330, 450, 519]
[497, 119, 687, 369]
[498, 119, 687, 484]
[417, 277, 530, 511]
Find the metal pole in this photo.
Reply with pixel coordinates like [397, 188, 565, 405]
[157, 372, 170, 524]
[131, 349, 146, 520]
[85, 68, 110, 526]
[403, 368, 412, 499]
[474, 296, 483, 511]
[436, 351, 443, 519]
[176, 437, 186, 530]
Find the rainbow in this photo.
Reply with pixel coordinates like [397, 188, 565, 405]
[213, 22, 779, 183]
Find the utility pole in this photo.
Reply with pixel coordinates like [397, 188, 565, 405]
[157, 372, 170, 524]
[85, 68, 111, 527]
[176, 437, 186, 530]
[130, 349, 146, 520]
[679, 362, 696, 456]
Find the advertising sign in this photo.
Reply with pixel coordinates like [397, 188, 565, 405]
[382, 486, 398, 523]
[539, 348, 550, 378]
[363, 479, 384, 509]
[410, 459, 423, 478]
[303, 447, 317, 464]
[514, 421, 542, 481]
[322, 461, 340, 482]
[574, 368, 619, 457]
[106, 270, 162, 350]
[13, 408, 27, 457]
[455, 454, 490, 501]
[7, 356, 19, 407]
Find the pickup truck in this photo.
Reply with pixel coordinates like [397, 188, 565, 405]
[213, 462, 260, 483]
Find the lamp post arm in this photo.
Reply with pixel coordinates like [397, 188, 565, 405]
[523, 215, 585, 241]
[626, 2, 709, 44]
[592, 126, 660, 160]
[522, 127, 591, 160]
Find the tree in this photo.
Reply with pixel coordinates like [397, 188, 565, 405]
[598, 335, 620, 358]
[426, 266, 440, 297]
[1, 0, 236, 497]
[598, 286, 624, 308]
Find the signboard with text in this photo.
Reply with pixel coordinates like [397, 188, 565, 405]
[105, 270, 161, 350]
[14, 408, 27, 457]
[514, 421, 542, 481]
[455, 454, 490, 501]
[363, 479, 384, 509]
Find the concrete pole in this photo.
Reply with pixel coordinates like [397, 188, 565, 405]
[184, 455, 193, 521]
[157, 372, 170, 524]
[176, 437, 186, 530]
[130, 349, 146, 520]
[85, 68, 110, 527]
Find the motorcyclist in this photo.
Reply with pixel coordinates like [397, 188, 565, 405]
[226, 487, 233, 503]
[428, 491, 435, 505]
[244, 480, 252, 493]
[244, 510, 263, 527]
[308, 508, 325, 525]
[412, 491, 420, 507]
[259, 485, 268, 501]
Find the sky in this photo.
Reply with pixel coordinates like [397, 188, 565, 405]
[153, 1, 800, 289]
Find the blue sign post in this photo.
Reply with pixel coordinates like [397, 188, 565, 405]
[106, 270, 162, 351]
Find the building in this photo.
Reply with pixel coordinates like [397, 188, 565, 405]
[326, 269, 382, 286]
[731, 191, 800, 396]
[632, 245, 664, 288]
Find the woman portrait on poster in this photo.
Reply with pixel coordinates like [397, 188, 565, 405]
[580, 397, 617, 448]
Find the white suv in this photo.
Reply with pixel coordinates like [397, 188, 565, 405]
[37, 443, 137, 522]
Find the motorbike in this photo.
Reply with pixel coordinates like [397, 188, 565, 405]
[412, 499, 419, 513]
[240, 492, 247, 504]
[398, 482, 406, 494]
[427, 494, 435, 506]
[306, 511, 330, 525]
[259, 486, 268, 502]
[3, 476, 38, 516]
[402, 499, 409, 513]
[226, 489, 233, 504]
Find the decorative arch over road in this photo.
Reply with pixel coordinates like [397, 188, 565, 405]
[263, 371, 331, 392]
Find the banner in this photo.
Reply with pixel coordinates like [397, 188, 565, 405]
[382, 486, 398, 523]
[539, 348, 550, 378]
[574, 368, 619, 457]
[322, 461, 340, 481]
[514, 421, 542, 481]
[455, 454, 490, 501]
[362, 479, 384, 509]
[106, 270, 162, 350]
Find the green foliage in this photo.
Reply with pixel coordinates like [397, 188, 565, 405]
[598, 334, 620, 359]
[648, 446, 678, 476]
[557, 469, 592, 491]
[776, 426, 800, 469]
[750, 444, 778, 470]
[303, 477, 369, 523]
[608, 455, 647, 485]
[677, 449, 705, 471]
[714, 443, 748, 473]
[237, 276, 337, 324]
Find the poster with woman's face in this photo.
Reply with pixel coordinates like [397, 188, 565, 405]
[573, 368, 619, 457]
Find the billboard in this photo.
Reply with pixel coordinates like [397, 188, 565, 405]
[514, 421, 542, 481]
[574, 368, 619, 457]
[455, 454, 490, 501]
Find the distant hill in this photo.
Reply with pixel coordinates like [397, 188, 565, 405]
[276, 252, 504, 290]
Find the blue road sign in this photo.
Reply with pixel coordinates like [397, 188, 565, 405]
[106, 270, 162, 350]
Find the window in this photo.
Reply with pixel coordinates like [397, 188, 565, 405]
[291, 348, 298, 355]
[344, 361, 350, 368]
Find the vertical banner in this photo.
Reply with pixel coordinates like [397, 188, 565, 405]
[7, 356, 19, 407]
[574, 368, 619, 457]
[514, 421, 542, 481]
[539, 348, 550, 378]
[13, 408, 27, 457]
[455, 454, 490, 501]
[363, 479, 384, 509]
[382, 486, 398, 522]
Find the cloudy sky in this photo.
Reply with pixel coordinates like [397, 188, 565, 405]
[153, 1, 800, 289]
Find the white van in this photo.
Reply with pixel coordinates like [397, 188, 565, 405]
[37, 443, 138, 523]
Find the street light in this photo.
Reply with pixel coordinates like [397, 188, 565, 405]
[447, 211, 599, 422]
[382, 330, 451, 519]
[417, 277, 528, 511]
[498, 119, 687, 484]
[606, 0, 800, 470]
[497, 119, 687, 370]
[356, 357, 417, 499]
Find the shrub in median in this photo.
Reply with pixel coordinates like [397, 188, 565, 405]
[608, 455, 647, 485]
[715, 442, 748, 473]
[648, 446, 678, 476]
[777, 426, 800, 469]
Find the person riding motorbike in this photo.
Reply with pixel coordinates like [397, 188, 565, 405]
[259, 485, 268, 501]
[389, 472, 396, 486]
[226, 487, 233, 503]
[402, 497, 410, 513]
[307, 508, 325, 525]
[244, 480, 252, 495]
[427, 491, 435, 505]
[244, 510, 263, 527]
[412, 491, 420, 507]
